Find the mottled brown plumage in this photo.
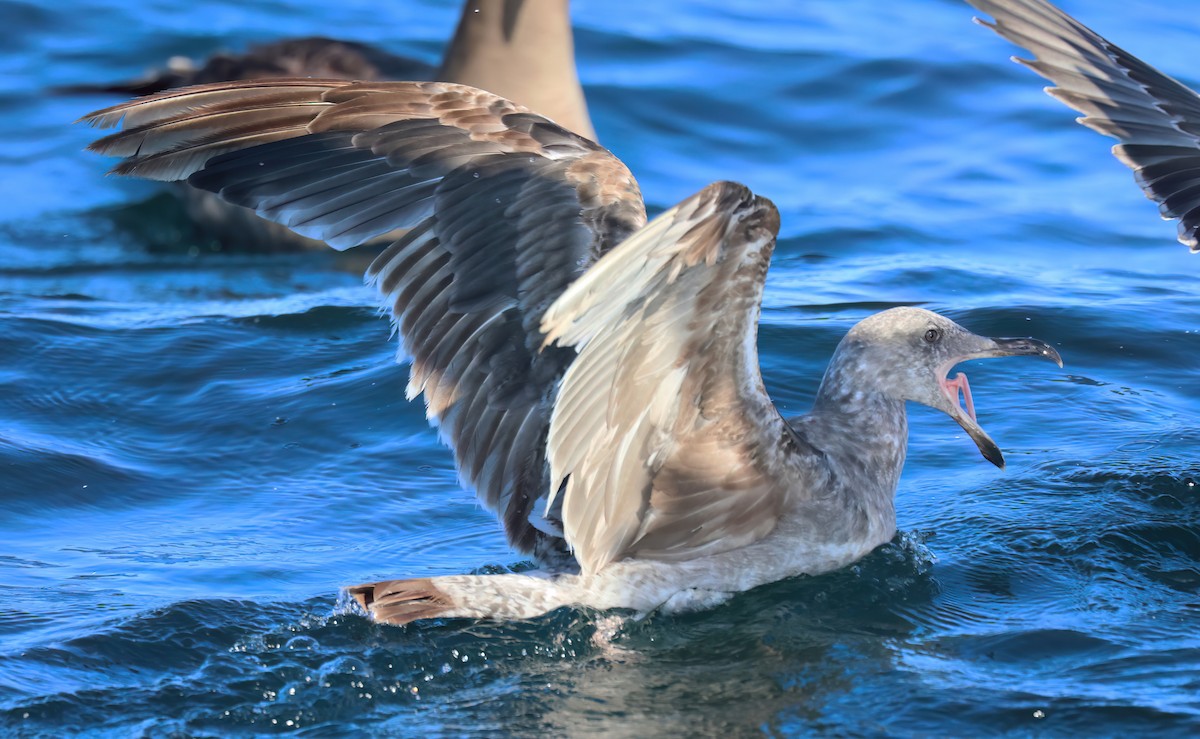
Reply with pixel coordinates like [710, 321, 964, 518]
[540, 184, 788, 573]
[969, 0, 1200, 251]
[74, 0, 594, 253]
[83, 78, 1061, 626]
[83, 79, 642, 566]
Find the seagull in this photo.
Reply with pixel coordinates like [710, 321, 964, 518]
[968, 0, 1200, 251]
[72, 0, 594, 251]
[81, 79, 1062, 625]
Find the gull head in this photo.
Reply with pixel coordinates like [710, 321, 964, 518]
[824, 307, 1063, 468]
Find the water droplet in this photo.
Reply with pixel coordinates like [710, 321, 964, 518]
[1033, 710, 1045, 719]
[441, 663, 451, 674]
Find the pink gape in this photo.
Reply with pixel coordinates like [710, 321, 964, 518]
[943, 372, 976, 422]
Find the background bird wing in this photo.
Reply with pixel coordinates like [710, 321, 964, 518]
[968, 0, 1200, 251]
[541, 181, 795, 574]
[57, 37, 433, 96]
[83, 79, 647, 562]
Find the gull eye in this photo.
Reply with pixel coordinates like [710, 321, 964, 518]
[923, 327, 942, 344]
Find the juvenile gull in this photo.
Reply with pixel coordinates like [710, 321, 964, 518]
[968, 0, 1200, 251]
[70, 0, 594, 252]
[81, 81, 1062, 625]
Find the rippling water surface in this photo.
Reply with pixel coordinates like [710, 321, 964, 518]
[3, 0, 1199, 734]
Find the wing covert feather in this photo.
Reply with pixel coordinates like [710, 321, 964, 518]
[83, 79, 647, 564]
[541, 181, 792, 574]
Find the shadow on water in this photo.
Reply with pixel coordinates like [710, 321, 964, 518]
[97, 193, 215, 257]
[66, 193, 386, 277]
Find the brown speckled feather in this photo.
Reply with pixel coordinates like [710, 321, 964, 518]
[83, 80, 645, 563]
[540, 182, 791, 574]
[83, 74, 1063, 625]
[69, 1, 594, 256]
[348, 578, 454, 625]
[969, 0, 1200, 250]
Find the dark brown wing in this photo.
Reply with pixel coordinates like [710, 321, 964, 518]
[82, 80, 646, 564]
[969, 0, 1200, 251]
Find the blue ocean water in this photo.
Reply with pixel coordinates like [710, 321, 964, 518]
[2, 0, 1199, 734]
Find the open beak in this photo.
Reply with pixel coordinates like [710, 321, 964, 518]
[938, 337, 1063, 469]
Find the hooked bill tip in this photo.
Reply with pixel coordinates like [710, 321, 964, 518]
[980, 439, 1005, 470]
[1043, 345, 1064, 369]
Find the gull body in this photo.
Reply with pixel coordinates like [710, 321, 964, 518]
[82, 74, 1061, 625]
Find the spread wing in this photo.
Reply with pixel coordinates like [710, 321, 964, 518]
[541, 181, 793, 574]
[82, 79, 647, 564]
[968, 0, 1200, 251]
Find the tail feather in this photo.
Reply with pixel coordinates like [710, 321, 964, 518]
[347, 571, 574, 625]
[348, 578, 455, 626]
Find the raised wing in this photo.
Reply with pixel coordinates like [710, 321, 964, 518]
[83, 79, 646, 564]
[968, 0, 1200, 251]
[541, 181, 792, 574]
